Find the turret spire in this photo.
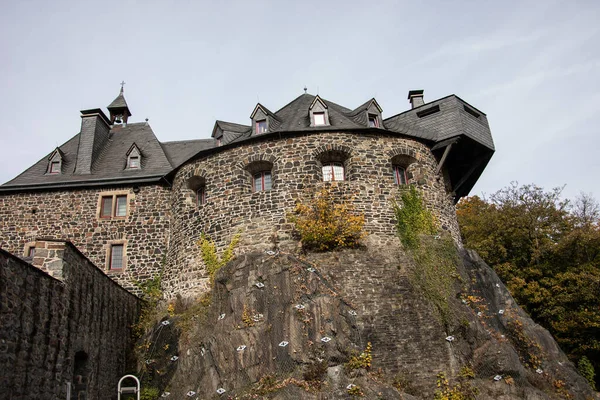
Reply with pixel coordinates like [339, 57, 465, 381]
[107, 83, 132, 125]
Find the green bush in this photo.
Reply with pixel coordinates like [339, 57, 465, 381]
[198, 231, 240, 282]
[578, 356, 596, 390]
[392, 186, 436, 248]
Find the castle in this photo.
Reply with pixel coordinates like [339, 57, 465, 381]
[0, 87, 494, 298]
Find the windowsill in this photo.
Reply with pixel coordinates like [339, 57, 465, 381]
[98, 216, 127, 221]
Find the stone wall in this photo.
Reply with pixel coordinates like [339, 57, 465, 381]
[0, 183, 171, 292]
[0, 240, 139, 400]
[163, 131, 460, 298]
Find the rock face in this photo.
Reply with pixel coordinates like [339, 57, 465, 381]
[140, 246, 597, 399]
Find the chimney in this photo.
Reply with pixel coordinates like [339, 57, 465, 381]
[408, 90, 425, 109]
[74, 109, 111, 175]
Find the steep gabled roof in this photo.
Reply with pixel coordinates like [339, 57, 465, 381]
[0, 123, 174, 191]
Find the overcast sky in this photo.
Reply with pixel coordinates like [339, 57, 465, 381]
[1, 0, 599, 203]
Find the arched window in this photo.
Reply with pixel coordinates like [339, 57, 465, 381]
[391, 153, 416, 185]
[187, 175, 207, 206]
[393, 165, 407, 185]
[245, 160, 274, 192]
[322, 162, 345, 182]
[253, 171, 272, 192]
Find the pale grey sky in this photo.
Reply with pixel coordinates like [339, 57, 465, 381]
[1, 0, 599, 202]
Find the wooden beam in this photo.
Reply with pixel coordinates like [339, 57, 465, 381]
[435, 143, 453, 175]
[452, 155, 486, 195]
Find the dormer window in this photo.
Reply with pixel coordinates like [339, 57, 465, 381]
[128, 156, 140, 169]
[368, 114, 379, 128]
[256, 119, 267, 134]
[49, 161, 61, 174]
[309, 95, 330, 127]
[126, 144, 142, 170]
[46, 149, 63, 175]
[216, 137, 222, 146]
[313, 112, 326, 126]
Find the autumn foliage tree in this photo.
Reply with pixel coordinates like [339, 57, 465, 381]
[457, 183, 600, 389]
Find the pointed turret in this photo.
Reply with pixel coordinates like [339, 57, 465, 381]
[107, 83, 132, 125]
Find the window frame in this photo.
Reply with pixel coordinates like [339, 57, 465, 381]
[49, 161, 61, 174]
[196, 187, 206, 205]
[256, 119, 268, 134]
[322, 162, 345, 182]
[128, 156, 140, 169]
[106, 240, 127, 271]
[368, 114, 379, 128]
[253, 171, 272, 192]
[313, 112, 326, 126]
[393, 165, 408, 185]
[100, 196, 114, 219]
[98, 191, 129, 220]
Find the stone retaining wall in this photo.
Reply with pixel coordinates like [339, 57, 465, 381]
[0, 240, 139, 400]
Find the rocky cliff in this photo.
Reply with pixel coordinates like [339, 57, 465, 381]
[136, 242, 597, 399]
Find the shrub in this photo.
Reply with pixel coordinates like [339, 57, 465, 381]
[392, 186, 436, 249]
[433, 371, 478, 400]
[345, 342, 372, 371]
[290, 187, 366, 251]
[577, 356, 596, 390]
[198, 231, 241, 282]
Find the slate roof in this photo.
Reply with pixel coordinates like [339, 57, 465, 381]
[107, 90, 130, 113]
[384, 95, 495, 150]
[1, 91, 494, 199]
[1, 123, 176, 190]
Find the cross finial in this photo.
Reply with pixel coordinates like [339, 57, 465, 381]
[120, 80, 126, 93]
[304, 86, 307, 94]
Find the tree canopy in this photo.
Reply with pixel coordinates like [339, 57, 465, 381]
[457, 183, 600, 389]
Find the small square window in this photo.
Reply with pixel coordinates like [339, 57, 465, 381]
[99, 193, 128, 219]
[256, 120, 267, 134]
[322, 162, 345, 182]
[394, 166, 407, 185]
[128, 156, 140, 169]
[314, 112, 326, 126]
[253, 171, 272, 191]
[109, 244, 124, 270]
[49, 161, 61, 174]
[100, 196, 113, 218]
[368, 114, 379, 128]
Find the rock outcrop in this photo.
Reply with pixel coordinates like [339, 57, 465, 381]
[138, 244, 597, 399]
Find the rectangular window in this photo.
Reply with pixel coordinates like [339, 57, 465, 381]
[253, 171, 272, 191]
[129, 156, 140, 169]
[256, 119, 267, 134]
[100, 196, 113, 218]
[49, 161, 61, 174]
[368, 114, 379, 128]
[197, 187, 206, 205]
[323, 162, 345, 182]
[115, 195, 127, 217]
[394, 166, 407, 185]
[109, 244, 124, 270]
[28, 247, 35, 257]
[99, 193, 128, 219]
[314, 112, 326, 126]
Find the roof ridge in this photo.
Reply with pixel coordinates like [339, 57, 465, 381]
[162, 138, 215, 145]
